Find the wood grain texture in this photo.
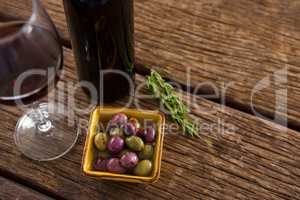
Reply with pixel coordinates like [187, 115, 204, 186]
[1, 0, 300, 128]
[0, 176, 53, 200]
[0, 48, 299, 199]
[134, 0, 300, 129]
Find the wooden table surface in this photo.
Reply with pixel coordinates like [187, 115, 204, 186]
[1, 1, 300, 199]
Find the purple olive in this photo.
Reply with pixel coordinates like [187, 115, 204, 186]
[107, 136, 124, 154]
[136, 128, 146, 138]
[122, 123, 136, 136]
[118, 149, 130, 158]
[94, 158, 108, 171]
[129, 117, 141, 130]
[145, 127, 156, 143]
[120, 152, 139, 169]
[107, 158, 126, 174]
[111, 113, 128, 126]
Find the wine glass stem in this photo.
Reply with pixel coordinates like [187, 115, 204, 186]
[35, 105, 52, 133]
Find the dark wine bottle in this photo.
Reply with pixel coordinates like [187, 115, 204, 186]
[63, 0, 134, 103]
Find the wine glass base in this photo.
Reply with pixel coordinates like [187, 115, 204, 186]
[14, 102, 79, 161]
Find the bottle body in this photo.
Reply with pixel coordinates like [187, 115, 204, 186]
[64, 0, 134, 103]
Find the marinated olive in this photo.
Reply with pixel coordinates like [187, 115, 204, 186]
[118, 149, 130, 158]
[126, 136, 144, 151]
[129, 117, 140, 129]
[122, 123, 136, 136]
[106, 121, 118, 132]
[145, 127, 156, 143]
[133, 160, 153, 176]
[139, 144, 154, 159]
[93, 113, 160, 176]
[120, 152, 139, 169]
[109, 127, 124, 137]
[136, 128, 146, 138]
[111, 113, 128, 125]
[94, 158, 108, 171]
[107, 136, 124, 154]
[94, 132, 108, 151]
[107, 158, 126, 174]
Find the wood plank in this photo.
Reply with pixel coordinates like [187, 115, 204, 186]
[0, 48, 299, 199]
[134, 0, 300, 129]
[1, 0, 300, 128]
[0, 176, 53, 200]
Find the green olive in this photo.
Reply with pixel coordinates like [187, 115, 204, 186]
[134, 160, 152, 176]
[94, 132, 108, 151]
[109, 127, 124, 137]
[126, 136, 144, 151]
[139, 144, 154, 159]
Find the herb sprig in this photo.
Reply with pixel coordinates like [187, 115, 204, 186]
[147, 70, 199, 137]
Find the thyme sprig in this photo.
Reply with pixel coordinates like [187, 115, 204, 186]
[147, 70, 199, 137]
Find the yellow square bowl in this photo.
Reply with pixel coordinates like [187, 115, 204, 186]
[82, 107, 165, 183]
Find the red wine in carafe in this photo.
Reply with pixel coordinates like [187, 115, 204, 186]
[63, 0, 135, 103]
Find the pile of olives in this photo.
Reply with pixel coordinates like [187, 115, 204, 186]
[93, 113, 156, 176]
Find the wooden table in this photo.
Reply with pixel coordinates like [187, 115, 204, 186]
[1, 1, 300, 199]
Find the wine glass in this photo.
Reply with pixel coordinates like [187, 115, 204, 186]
[0, 0, 62, 100]
[0, 0, 79, 161]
